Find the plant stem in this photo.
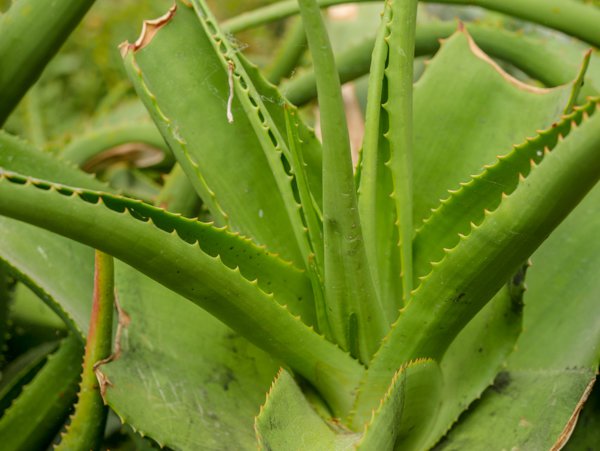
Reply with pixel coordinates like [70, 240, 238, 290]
[222, 0, 600, 48]
[55, 251, 114, 451]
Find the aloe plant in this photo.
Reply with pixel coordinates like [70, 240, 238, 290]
[0, 0, 599, 449]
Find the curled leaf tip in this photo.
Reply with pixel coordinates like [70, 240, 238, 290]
[119, 4, 178, 58]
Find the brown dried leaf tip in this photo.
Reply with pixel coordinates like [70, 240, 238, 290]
[119, 4, 178, 57]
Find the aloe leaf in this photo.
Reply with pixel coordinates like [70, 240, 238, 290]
[284, 107, 330, 337]
[0, 335, 83, 451]
[422, 266, 526, 448]
[237, 54, 323, 214]
[0, 340, 58, 416]
[55, 252, 114, 451]
[352, 98, 600, 423]
[255, 369, 360, 450]
[284, 21, 599, 107]
[384, 0, 419, 301]
[357, 3, 402, 322]
[297, 0, 386, 363]
[414, 99, 597, 281]
[431, 174, 600, 448]
[0, 172, 363, 415]
[508, 198, 600, 372]
[0, 132, 107, 337]
[222, 0, 600, 48]
[102, 263, 280, 450]
[0, 0, 97, 125]
[356, 359, 442, 451]
[436, 369, 596, 450]
[122, 2, 309, 268]
[411, 29, 574, 226]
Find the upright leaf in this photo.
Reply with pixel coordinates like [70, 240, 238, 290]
[297, 0, 385, 363]
[384, 0, 419, 301]
[121, 2, 305, 265]
[357, 3, 403, 322]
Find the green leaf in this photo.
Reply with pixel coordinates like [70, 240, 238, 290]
[61, 122, 170, 169]
[0, 0, 97, 124]
[255, 369, 359, 450]
[384, 0, 419, 301]
[431, 165, 600, 449]
[411, 29, 573, 227]
[356, 359, 442, 451]
[0, 335, 83, 451]
[0, 172, 363, 415]
[0, 131, 108, 338]
[414, 99, 597, 282]
[357, 3, 402, 322]
[423, 266, 526, 448]
[0, 340, 58, 416]
[122, 1, 306, 267]
[297, 0, 385, 363]
[100, 263, 280, 450]
[435, 369, 596, 450]
[352, 98, 600, 424]
[564, 379, 600, 451]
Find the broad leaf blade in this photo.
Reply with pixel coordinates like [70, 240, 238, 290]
[423, 269, 526, 448]
[103, 263, 280, 450]
[435, 369, 596, 450]
[122, 2, 304, 265]
[412, 29, 573, 226]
